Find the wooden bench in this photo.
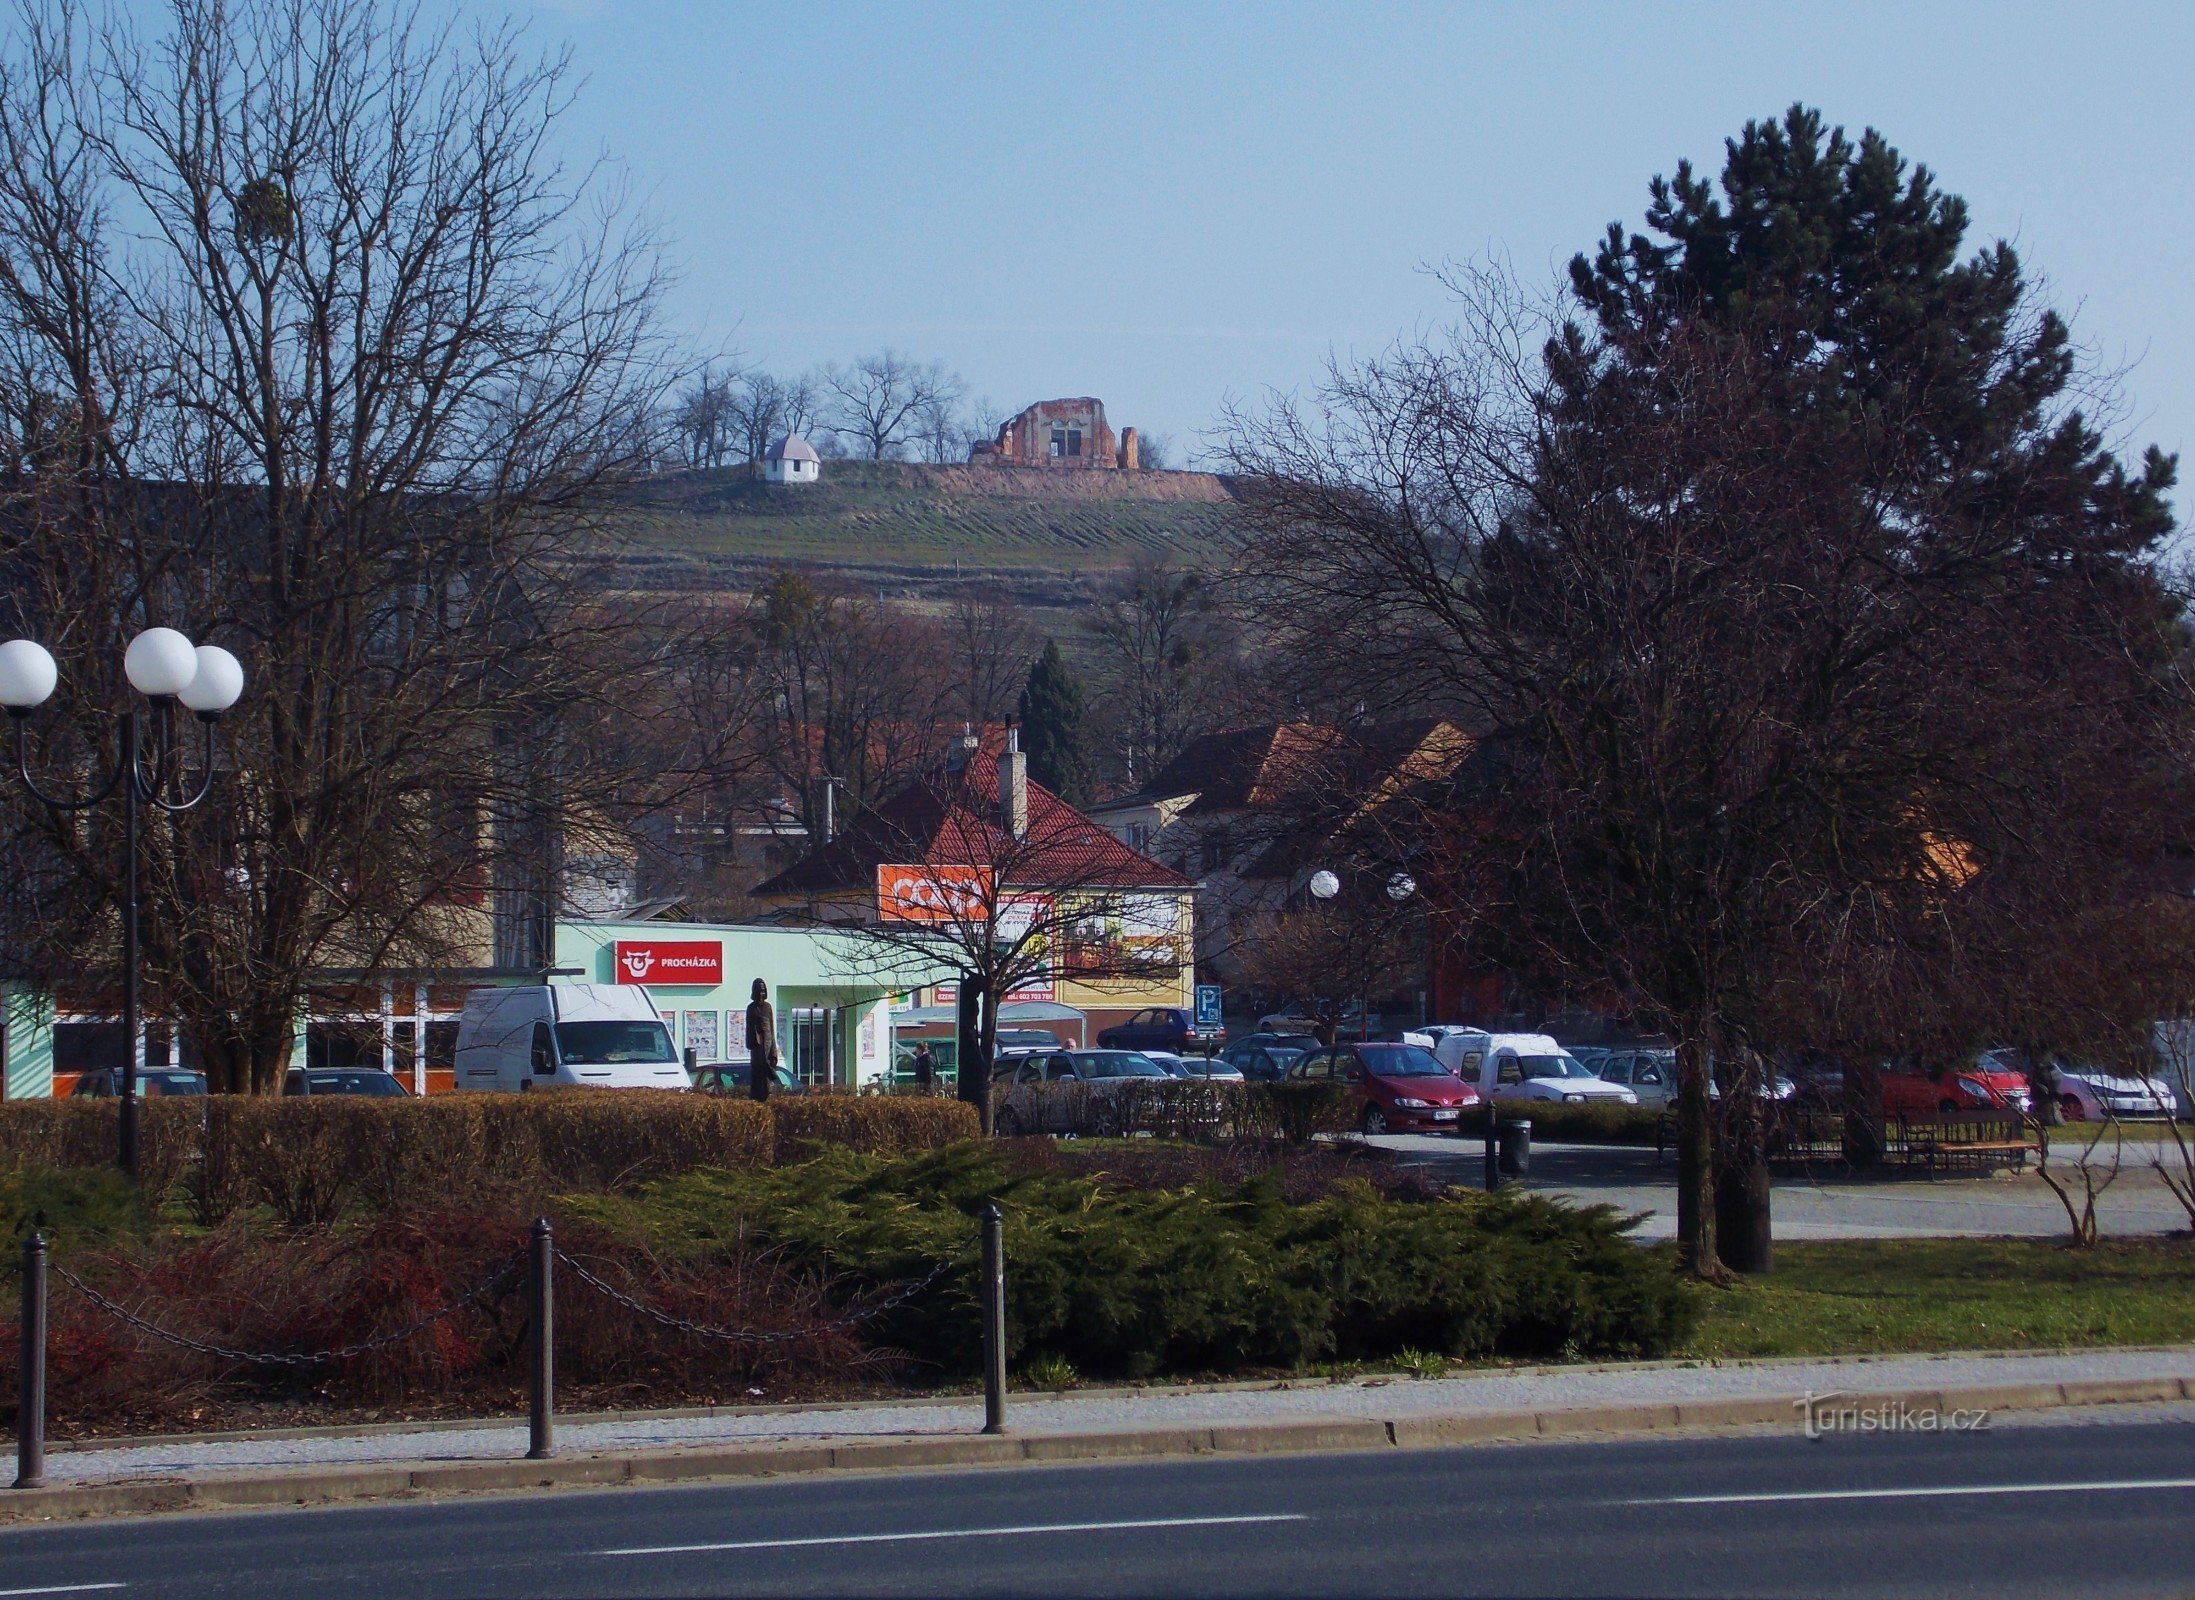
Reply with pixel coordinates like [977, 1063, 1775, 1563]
[1889, 1114, 2036, 1176]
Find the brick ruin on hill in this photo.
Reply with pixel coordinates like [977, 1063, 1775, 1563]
[971, 397, 1140, 469]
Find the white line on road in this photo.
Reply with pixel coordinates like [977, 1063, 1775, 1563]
[600, 1512, 1308, 1557]
[0, 1585, 128, 1597]
[1639, 1478, 2195, 1506]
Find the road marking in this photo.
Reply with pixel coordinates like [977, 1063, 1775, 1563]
[0, 1586, 128, 1597]
[600, 1512, 1308, 1557]
[1639, 1478, 2195, 1506]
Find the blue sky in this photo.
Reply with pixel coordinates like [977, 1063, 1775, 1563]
[523, 1, 2192, 504]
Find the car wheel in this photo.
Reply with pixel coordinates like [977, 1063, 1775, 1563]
[1362, 1106, 1389, 1136]
[2059, 1094, 2085, 1122]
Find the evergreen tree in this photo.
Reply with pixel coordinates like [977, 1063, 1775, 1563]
[1018, 640, 1093, 806]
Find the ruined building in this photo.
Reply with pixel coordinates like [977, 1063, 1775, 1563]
[971, 397, 1140, 469]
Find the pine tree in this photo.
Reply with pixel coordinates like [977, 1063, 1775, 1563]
[1018, 640, 1093, 806]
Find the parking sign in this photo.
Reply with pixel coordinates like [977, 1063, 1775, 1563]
[1194, 984, 1223, 1030]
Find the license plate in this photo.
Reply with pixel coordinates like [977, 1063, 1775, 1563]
[1432, 1108, 1459, 1121]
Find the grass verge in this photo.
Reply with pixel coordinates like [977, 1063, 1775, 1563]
[1685, 1237, 2195, 1359]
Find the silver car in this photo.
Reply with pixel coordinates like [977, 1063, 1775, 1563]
[995, 1049, 1173, 1135]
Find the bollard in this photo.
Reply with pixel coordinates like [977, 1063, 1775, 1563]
[13, 1232, 46, 1490]
[981, 1203, 1007, 1436]
[1483, 1103, 1502, 1191]
[527, 1218, 554, 1460]
[1499, 1116, 1533, 1181]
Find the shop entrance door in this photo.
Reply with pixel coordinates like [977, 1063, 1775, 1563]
[789, 1007, 833, 1087]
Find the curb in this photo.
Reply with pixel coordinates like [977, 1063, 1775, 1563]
[4, 1374, 2189, 1526]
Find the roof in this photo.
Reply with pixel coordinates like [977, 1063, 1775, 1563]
[766, 433, 820, 463]
[1108, 719, 1468, 819]
[754, 746, 1195, 899]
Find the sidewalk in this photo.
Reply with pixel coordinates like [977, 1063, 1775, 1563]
[9, 1345, 2195, 1520]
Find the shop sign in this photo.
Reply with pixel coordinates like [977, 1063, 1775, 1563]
[613, 939, 723, 986]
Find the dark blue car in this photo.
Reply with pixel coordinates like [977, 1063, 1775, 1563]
[1095, 1006, 1220, 1053]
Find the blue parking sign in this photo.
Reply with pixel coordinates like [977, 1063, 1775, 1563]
[1194, 984, 1223, 1029]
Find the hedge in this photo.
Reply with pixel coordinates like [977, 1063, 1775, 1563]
[1453, 1102, 1664, 1145]
[578, 1144, 1696, 1379]
[0, 1092, 967, 1226]
[993, 1081, 1355, 1144]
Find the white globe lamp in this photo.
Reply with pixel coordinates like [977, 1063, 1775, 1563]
[1387, 872, 1417, 903]
[1307, 869, 1341, 901]
[123, 628, 200, 698]
[0, 639, 58, 711]
[178, 645, 246, 715]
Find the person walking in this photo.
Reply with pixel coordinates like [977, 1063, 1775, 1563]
[911, 1040, 936, 1097]
[745, 979, 779, 1102]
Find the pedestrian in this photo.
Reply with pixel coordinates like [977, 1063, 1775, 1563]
[911, 1040, 936, 1096]
[745, 978, 779, 1102]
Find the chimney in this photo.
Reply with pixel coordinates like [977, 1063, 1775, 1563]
[946, 722, 980, 771]
[1001, 721, 1028, 840]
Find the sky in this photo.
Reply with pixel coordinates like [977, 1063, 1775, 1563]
[518, 0, 2193, 506]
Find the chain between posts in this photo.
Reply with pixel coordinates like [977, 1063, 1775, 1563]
[551, 1249, 960, 1345]
[50, 1255, 524, 1368]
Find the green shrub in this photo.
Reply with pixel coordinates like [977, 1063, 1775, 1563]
[773, 1094, 980, 1161]
[0, 1100, 198, 1215]
[0, 1165, 146, 1259]
[578, 1143, 1695, 1381]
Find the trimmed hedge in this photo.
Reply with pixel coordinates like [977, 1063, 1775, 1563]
[993, 1080, 1355, 1144]
[772, 1095, 979, 1161]
[0, 1092, 965, 1225]
[1453, 1102, 1664, 1146]
[579, 1144, 1696, 1379]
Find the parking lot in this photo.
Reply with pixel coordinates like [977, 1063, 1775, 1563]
[1373, 1133, 2195, 1240]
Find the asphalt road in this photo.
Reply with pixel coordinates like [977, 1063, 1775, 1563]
[4, 1413, 2194, 1598]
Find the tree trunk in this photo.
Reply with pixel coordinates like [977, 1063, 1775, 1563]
[1714, 1046, 1772, 1274]
[1841, 1056, 1883, 1167]
[1672, 1027, 1720, 1278]
[956, 977, 995, 1135]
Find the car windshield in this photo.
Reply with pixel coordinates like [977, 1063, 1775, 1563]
[1075, 1052, 1171, 1079]
[555, 1021, 677, 1065]
[1354, 1044, 1450, 1078]
[996, 1031, 1062, 1048]
[306, 1071, 405, 1096]
[144, 1073, 205, 1096]
[1517, 1053, 1595, 1081]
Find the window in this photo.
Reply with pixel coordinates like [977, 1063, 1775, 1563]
[1126, 822, 1151, 851]
[1496, 1053, 1522, 1087]
[556, 1020, 676, 1066]
[531, 1021, 556, 1076]
[1048, 424, 1083, 458]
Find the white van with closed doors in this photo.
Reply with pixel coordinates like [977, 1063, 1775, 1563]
[1473, 1032, 1638, 1106]
[454, 984, 691, 1092]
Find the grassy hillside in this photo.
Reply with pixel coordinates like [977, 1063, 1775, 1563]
[594, 460, 1244, 598]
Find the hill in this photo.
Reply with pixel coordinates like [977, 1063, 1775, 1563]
[596, 460, 1245, 607]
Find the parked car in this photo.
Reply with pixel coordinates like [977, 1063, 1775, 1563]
[1216, 1035, 1313, 1083]
[70, 1068, 206, 1098]
[2044, 1062, 2175, 1122]
[1591, 1049, 1794, 1113]
[1256, 1001, 1382, 1037]
[1095, 1007, 1221, 1053]
[1457, 1033, 1638, 1107]
[994, 1028, 1068, 1053]
[690, 1061, 804, 1097]
[1290, 1041, 1478, 1135]
[454, 984, 690, 1092]
[1162, 1054, 1244, 1081]
[283, 1067, 408, 1097]
[995, 1049, 1173, 1135]
[1879, 1062, 2031, 1116]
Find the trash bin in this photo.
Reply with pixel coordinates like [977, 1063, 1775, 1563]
[1498, 1117, 1532, 1180]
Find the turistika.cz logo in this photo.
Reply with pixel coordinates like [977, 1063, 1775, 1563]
[1797, 1390, 1990, 1439]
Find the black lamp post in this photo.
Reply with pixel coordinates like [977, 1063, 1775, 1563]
[0, 629, 244, 1179]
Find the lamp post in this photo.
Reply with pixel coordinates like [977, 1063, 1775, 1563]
[1307, 867, 1416, 1040]
[0, 630, 245, 1179]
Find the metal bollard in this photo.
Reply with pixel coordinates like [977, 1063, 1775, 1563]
[14, 1232, 46, 1490]
[981, 1203, 1007, 1436]
[527, 1218, 554, 1460]
[1483, 1104, 1502, 1191]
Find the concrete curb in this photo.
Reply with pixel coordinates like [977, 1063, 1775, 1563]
[4, 1374, 2189, 1526]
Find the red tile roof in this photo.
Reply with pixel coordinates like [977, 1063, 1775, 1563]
[754, 747, 1196, 898]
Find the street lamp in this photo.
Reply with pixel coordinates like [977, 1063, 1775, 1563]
[1307, 866, 1418, 1041]
[0, 630, 245, 1178]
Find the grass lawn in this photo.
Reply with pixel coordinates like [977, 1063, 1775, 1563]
[1684, 1237, 2195, 1359]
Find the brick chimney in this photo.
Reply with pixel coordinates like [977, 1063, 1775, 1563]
[1000, 722, 1028, 840]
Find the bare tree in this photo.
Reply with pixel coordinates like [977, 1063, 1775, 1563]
[820, 349, 962, 461]
[1087, 554, 1225, 786]
[943, 584, 1036, 731]
[675, 364, 740, 469]
[725, 368, 819, 476]
[0, 0, 681, 1091]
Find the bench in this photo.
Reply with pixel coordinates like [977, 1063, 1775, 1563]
[1660, 1107, 2035, 1175]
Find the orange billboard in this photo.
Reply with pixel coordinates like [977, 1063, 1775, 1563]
[877, 864, 993, 923]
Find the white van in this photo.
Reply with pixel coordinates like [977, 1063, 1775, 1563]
[454, 984, 691, 1092]
[1457, 1031, 1637, 1106]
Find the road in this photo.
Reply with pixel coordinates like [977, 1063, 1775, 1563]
[1372, 1133, 2193, 1239]
[3, 1410, 2191, 1597]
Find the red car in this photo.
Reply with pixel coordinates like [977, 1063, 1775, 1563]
[1291, 1041, 1479, 1135]
[1879, 1063, 2032, 1116]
